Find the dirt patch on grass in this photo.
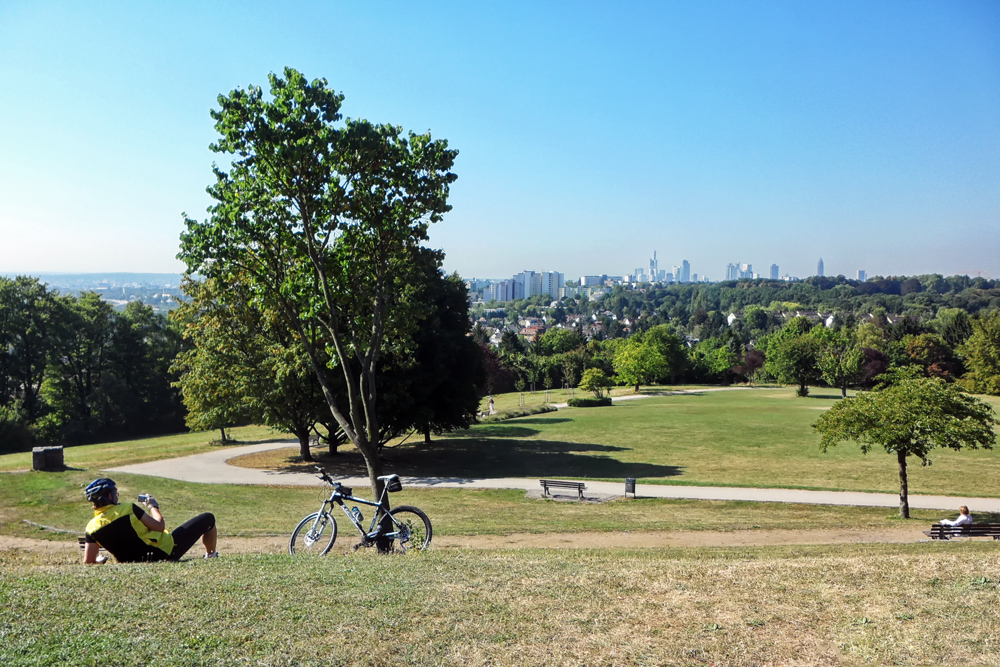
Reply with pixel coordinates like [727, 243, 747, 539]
[1, 526, 933, 558]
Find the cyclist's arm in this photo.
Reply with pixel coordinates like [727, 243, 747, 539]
[136, 504, 166, 532]
[83, 541, 101, 564]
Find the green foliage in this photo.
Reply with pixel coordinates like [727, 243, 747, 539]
[611, 325, 685, 390]
[567, 396, 613, 408]
[179, 68, 458, 493]
[765, 319, 821, 396]
[959, 310, 1000, 395]
[814, 377, 998, 517]
[0, 276, 184, 448]
[171, 277, 324, 458]
[579, 368, 612, 398]
[813, 328, 865, 397]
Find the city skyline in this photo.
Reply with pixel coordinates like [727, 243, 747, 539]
[1, 3, 998, 280]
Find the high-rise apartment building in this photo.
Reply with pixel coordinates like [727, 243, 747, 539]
[726, 263, 738, 281]
[857, 269, 866, 282]
[770, 264, 779, 280]
[681, 260, 691, 283]
[817, 258, 824, 277]
[740, 263, 753, 279]
[540, 271, 564, 299]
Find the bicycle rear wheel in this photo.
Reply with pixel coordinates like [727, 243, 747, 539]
[387, 506, 432, 553]
[289, 511, 337, 556]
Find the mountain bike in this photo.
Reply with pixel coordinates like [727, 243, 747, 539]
[288, 467, 432, 556]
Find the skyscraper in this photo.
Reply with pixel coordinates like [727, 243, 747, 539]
[649, 251, 657, 281]
[726, 263, 738, 281]
[681, 260, 690, 283]
[857, 269, 866, 282]
[770, 264, 779, 280]
[817, 258, 824, 277]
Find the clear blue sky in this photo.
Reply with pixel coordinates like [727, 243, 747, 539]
[1, 1, 997, 281]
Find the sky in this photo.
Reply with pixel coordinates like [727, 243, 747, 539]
[1, 1, 998, 282]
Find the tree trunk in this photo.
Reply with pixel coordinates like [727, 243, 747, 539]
[423, 425, 431, 444]
[297, 429, 313, 462]
[362, 453, 393, 553]
[841, 382, 847, 398]
[635, 384, 640, 393]
[220, 428, 227, 443]
[897, 449, 910, 519]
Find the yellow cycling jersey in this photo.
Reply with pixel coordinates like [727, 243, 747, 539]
[86, 503, 174, 562]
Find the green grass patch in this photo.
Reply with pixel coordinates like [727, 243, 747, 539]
[3, 543, 999, 665]
[0, 425, 287, 473]
[248, 387, 1000, 498]
[0, 468, 963, 544]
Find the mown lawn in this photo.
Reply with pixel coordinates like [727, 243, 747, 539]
[247, 386, 1000, 498]
[0, 425, 283, 473]
[3, 543, 999, 666]
[0, 469, 958, 543]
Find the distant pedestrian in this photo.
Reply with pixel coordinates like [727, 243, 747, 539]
[939, 505, 973, 526]
[488, 396, 495, 414]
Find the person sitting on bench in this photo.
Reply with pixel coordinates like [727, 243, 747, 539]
[939, 505, 973, 527]
[82, 478, 219, 563]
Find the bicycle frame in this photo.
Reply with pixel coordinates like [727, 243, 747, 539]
[312, 471, 409, 544]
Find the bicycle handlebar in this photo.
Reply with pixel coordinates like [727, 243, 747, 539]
[314, 466, 344, 492]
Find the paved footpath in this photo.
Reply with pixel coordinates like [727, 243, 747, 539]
[107, 440, 1000, 513]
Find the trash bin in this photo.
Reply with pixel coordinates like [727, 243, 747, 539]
[32, 446, 64, 472]
[625, 477, 636, 498]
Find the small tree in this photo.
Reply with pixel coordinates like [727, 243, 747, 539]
[580, 368, 611, 399]
[813, 377, 997, 518]
[766, 331, 820, 396]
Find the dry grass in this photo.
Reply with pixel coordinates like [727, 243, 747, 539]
[3, 543, 998, 666]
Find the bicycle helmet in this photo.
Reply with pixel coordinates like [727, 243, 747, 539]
[85, 478, 118, 505]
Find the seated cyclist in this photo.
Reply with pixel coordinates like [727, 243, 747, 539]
[83, 478, 219, 564]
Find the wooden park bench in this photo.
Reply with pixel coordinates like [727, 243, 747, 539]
[923, 524, 1000, 540]
[539, 479, 587, 500]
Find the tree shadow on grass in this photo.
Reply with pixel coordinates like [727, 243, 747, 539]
[498, 417, 574, 425]
[271, 437, 682, 481]
[467, 425, 541, 439]
[212, 438, 297, 447]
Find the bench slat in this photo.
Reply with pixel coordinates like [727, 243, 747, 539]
[539, 479, 587, 500]
[925, 523, 1000, 540]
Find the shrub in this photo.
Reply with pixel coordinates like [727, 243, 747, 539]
[567, 397, 613, 408]
[479, 405, 557, 422]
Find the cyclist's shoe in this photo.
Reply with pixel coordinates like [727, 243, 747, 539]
[204, 551, 219, 559]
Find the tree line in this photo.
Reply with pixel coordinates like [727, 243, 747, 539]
[0, 276, 185, 453]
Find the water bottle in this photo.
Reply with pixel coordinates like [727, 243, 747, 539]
[351, 507, 364, 524]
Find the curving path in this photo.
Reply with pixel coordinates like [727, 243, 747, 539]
[106, 439, 1000, 513]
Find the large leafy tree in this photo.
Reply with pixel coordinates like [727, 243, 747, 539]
[814, 328, 865, 398]
[0, 276, 59, 422]
[179, 68, 458, 496]
[814, 377, 997, 517]
[376, 251, 486, 445]
[172, 278, 328, 457]
[611, 335, 665, 392]
[765, 318, 820, 396]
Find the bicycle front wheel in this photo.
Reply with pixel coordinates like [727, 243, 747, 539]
[387, 506, 432, 553]
[289, 511, 337, 556]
